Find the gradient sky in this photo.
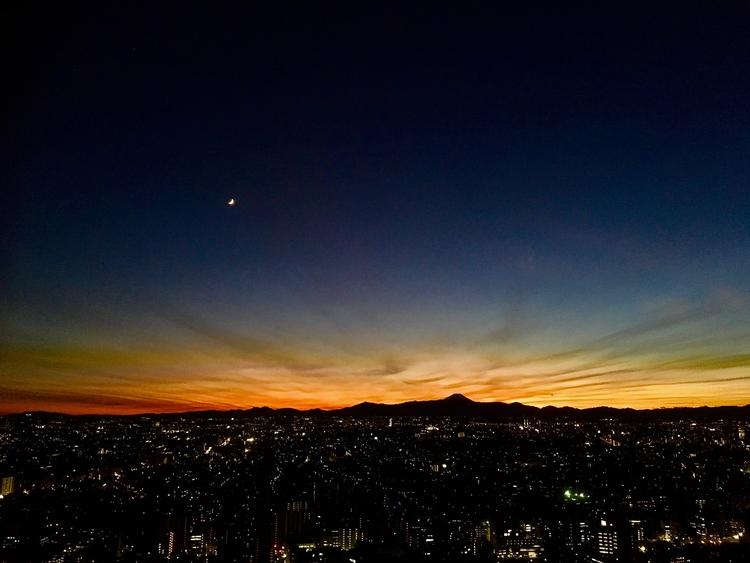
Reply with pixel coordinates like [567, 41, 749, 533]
[3, 3, 750, 414]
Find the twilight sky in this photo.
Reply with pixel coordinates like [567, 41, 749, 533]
[3, 3, 750, 414]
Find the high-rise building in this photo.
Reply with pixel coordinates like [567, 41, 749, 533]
[0, 476, 15, 497]
[597, 519, 618, 558]
[626, 520, 645, 554]
[335, 528, 362, 551]
[284, 500, 311, 538]
[473, 520, 492, 558]
[167, 531, 175, 559]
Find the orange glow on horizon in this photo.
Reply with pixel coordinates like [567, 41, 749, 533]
[2, 384, 748, 416]
[2, 311, 749, 415]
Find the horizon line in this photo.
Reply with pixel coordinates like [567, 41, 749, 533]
[2, 393, 750, 417]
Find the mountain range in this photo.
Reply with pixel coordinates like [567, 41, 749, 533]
[8, 394, 750, 421]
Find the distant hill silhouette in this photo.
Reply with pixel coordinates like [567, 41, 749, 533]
[331, 394, 750, 421]
[5, 394, 750, 421]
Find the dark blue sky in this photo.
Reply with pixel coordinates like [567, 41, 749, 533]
[3, 3, 750, 412]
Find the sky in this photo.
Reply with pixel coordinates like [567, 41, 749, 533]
[3, 3, 750, 414]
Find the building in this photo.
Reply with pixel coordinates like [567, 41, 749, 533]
[0, 476, 16, 497]
[597, 519, 618, 558]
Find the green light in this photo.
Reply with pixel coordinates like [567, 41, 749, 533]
[564, 490, 572, 498]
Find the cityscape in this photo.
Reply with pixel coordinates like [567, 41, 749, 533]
[5, 3, 750, 563]
[2, 395, 749, 562]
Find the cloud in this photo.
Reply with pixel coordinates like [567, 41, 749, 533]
[0, 387, 212, 414]
[2, 289, 749, 413]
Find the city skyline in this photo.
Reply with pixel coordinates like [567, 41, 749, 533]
[4, 4, 750, 414]
[2, 410, 748, 561]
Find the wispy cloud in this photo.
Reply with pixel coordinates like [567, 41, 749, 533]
[1, 290, 748, 413]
